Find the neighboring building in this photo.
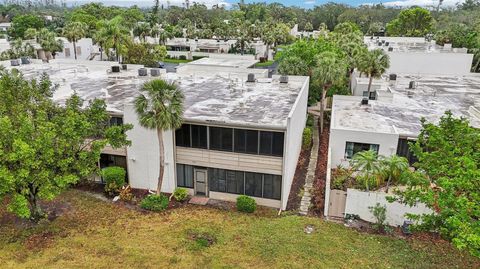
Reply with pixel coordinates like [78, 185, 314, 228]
[3, 59, 309, 210]
[54, 38, 101, 61]
[364, 36, 474, 75]
[330, 73, 480, 168]
[0, 22, 11, 32]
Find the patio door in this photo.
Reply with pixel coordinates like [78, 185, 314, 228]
[194, 169, 208, 196]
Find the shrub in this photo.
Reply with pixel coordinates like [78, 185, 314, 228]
[140, 194, 169, 211]
[306, 114, 314, 128]
[178, 55, 187, 60]
[101, 166, 126, 196]
[302, 127, 312, 149]
[173, 187, 189, 202]
[369, 203, 388, 233]
[236, 195, 256, 213]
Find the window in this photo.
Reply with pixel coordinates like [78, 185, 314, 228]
[234, 129, 259, 154]
[263, 174, 281, 199]
[345, 142, 380, 159]
[177, 164, 194, 188]
[226, 170, 244, 194]
[208, 168, 226, 192]
[245, 172, 263, 198]
[362, 91, 376, 100]
[109, 116, 123, 126]
[175, 124, 191, 147]
[259, 131, 284, 156]
[209, 127, 233, 152]
[191, 125, 207, 149]
[99, 154, 128, 182]
[396, 138, 418, 165]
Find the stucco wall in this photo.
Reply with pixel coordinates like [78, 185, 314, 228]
[55, 38, 100, 61]
[344, 188, 433, 226]
[329, 128, 399, 168]
[123, 104, 176, 193]
[387, 52, 473, 75]
[281, 77, 309, 209]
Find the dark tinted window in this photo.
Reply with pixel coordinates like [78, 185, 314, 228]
[396, 138, 418, 165]
[209, 168, 226, 192]
[210, 127, 233, 151]
[191, 125, 207, 149]
[226, 170, 244, 194]
[109, 116, 123, 126]
[234, 129, 259, 154]
[260, 131, 284, 156]
[263, 174, 281, 199]
[345, 142, 379, 159]
[176, 164, 194, 188]
[245, 172, 263, 197]
[175, 124, 191, 147]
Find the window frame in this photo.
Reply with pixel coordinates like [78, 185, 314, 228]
[345, 141, 380, 159]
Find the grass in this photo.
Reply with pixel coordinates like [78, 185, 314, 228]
[0, 190, 478, 269]
[255, 60, 275, 67]
[163, 58, 192, 64]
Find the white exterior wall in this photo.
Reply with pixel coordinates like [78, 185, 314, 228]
[281, 77, 309, 209]
[387, 52, 473, 75]
[344, 188, 433, 226]
[123, 104, 176, 193]
[329, 128, 399, 168]
[55, 38, 100, 61]
[210, 191, 281, 208]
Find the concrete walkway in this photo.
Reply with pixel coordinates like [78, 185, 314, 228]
[299, 117, 319, 216]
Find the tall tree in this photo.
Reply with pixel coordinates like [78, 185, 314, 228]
[0, 70, 131, 220]
[134, 80, 184, 194]
[96, 16, 131, 62]
[133, 23, 152, 43]
[358, 49, 390, 99]
[386, 7, 435, 37]
[62, 21, 88, 60]
[312, 51, 347, 133]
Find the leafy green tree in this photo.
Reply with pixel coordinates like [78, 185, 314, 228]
[62, 21, 88, 60]
[304, 22, 313, 32]
[0, 39, 35, 60]
[133, 23, 152, 43]
[8, 14, 44, 39]
[96, 16, 131, 62]
[380, 155, 409, 192]
[358, 49, 390, 98]
[312, 51, 347, 133]
[124, 42, 167, 67]
[392, 112, 480, 258]
[278, 56, 309, 76]
[0, 70, 131, 220]
[351, 150, 382, 191]
[386, 7, 435, 37]
[38, 29, 63, 61]
[134, 80, 184, 194]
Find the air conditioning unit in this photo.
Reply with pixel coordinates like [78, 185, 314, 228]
[246, 73, 255, 83]
[111, 66, 120, 73]
[409, 81, 415, 89]
[279, 75, 289, 84]
[361, 98, 369, 105]
[138, 68, 148, 76]
[389, 74, 397, 81]
[10, 59, 20, 66]
[150, 68, 161, 77]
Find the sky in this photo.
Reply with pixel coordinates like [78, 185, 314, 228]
[67, 0, 465, 9]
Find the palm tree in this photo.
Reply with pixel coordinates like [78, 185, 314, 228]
[134, 79, 184, 194]
[96, 16, 130, 62]
[380, 155, 409, 192]
[351, 150, 382, 191]
[133, 23, 152, 43]
[337, 40, 368, 92]
[312, 51, 347, 133]
[358, 49, 390, 99]
[62, 21, 88, 60]
[38, 30, 63, 61]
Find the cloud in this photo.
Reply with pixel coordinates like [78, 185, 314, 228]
[379, 0, 464, 7]
[304, 0, 316, 5]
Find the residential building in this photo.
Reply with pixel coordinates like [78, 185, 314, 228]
[3, 59, 309, 210]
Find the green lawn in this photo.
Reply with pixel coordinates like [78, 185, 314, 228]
[255, 60, 275, 67]
[0, 190, 478, 269]
[163, 58, 192, 64]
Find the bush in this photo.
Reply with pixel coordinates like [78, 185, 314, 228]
[179, 55, 187, 60]
[236, 195, 256, 213]
[306, 114, 314, 128]
[119, 185, 134, 202]
[173, 187, 189, 202]
[369, 203, 389, 233]
[140, 194, 169, 211]
[302, 127, 312, 149]
[101, 166, 126, 196]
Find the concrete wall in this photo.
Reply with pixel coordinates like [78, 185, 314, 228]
[281, 77, 309, 209]
[344, 188, 433, 226]
[387, 52, 473, 75]
[55, 38, 101, 61]
[323, 147, 332, 217]
[123, 104, 176, 193]
[329, 128, 399, 168]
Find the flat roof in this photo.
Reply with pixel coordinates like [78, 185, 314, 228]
[2, 59, 306, 129]
[364, 37, 468, 54]
[333, 73, 480, 136]
[186, 56, 258, 69]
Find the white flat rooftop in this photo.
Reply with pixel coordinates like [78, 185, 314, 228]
[333, 73, 480, 137]
[364, 36, 468, 54]
[186, 56, 258, 69]
[2, 59, 306, 129]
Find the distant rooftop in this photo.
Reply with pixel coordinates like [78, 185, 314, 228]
[364, 36, 469, 54]
[333, 73, 480, 136]
[186, 56, 258, 69]
[1, 59, 306, 129]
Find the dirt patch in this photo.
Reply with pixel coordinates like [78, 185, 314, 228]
[187, 230, 217, 247]
[286, 146, 312, 211]
[311, 125, 330, 216]
[24, 231, 56, 250]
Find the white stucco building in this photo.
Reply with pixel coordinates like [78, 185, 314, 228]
[3, 58, 309, 210]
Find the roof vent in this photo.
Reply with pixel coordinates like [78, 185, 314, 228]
[385, 42, 390, 46]
[111, 65, 120, 73]
[409, 81, 415, 89]
[246, 73, 255, 83]
[122, 64, 127, 70]
[388, 47, 393, 52]
[389, 74, 397, 81]
[20, 57, 30, 64]
[150, 68, 161, 77]
[279, 75, 289, 84]
[138, 68, 148, 76]
[10, 59, 19, 66]
[361, 98, 369, 105]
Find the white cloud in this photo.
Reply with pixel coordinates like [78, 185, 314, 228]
[304, 0, 316, 5]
